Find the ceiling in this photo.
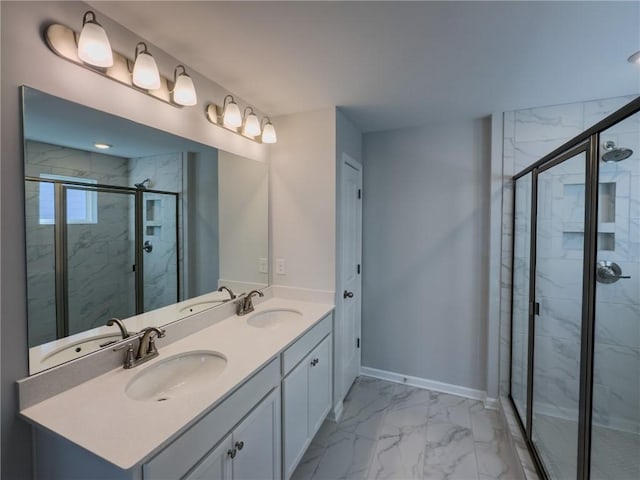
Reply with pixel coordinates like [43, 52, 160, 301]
[89, 1, 640, 132]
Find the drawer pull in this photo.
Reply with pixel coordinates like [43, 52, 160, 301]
[235, 441, 244, 451]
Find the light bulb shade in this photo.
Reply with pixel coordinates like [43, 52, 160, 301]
[132, 44, 161, 90]
[628, 50, 640, 65]
[262, 122, 277, 144]
[223, 100, 242, 128]
[243, 112, 261, 137]
[77, 13, 113, 67]
[173, 73, 197, 106]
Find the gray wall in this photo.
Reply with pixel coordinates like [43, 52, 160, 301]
[0, 3, 267, 478]
[362, 118, 491, 391]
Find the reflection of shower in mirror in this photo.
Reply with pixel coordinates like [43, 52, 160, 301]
[135, 178, 151, 189]
[601, 140, 633, 163]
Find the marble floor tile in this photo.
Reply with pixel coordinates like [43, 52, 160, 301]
[428, 392, 472, 428]
[291, 377, 524, 480]
[423, 422, 479, 480]
[310, 430, 376, 480]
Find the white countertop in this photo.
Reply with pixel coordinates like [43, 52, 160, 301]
[20, 297, 333, 470]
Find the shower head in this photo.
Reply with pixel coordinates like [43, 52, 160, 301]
[134, 178, 150, 189]
[602, 141, 633, 163]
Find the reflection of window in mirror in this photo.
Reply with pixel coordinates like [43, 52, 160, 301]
[38, 174, 97, 225]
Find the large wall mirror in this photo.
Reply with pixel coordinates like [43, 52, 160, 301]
[23, 87, 269, 374]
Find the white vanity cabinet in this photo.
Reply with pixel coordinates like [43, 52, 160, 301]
[184, 388, 281, 480]
[282, 316, 333, 480]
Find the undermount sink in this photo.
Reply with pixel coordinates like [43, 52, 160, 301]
[246, 309, 302, 328]
[125, 351, 227, 402]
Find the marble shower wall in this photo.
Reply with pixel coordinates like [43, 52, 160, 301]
[499, 95, 639, 433]
[25, 141, 133, 346]
[129, 153, 182, 312]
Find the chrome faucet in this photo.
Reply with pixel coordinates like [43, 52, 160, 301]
[113, 326, 166, 369]
[218, 285, 237, 299]
[106, 318, 131, 339]
[237, 290, 264, 316]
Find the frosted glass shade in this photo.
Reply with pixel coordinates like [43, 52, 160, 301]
[77, 21, 113, 67]
[243, 113, 261, 137]
[628, 51, 640, 65]
[261, 122, 277, 144]
[173, 74, 197, 106]
[223, 101, 242, 128]
[133, 52, 161, 90]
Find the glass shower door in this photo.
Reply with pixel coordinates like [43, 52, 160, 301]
[66, 186, 136, 335]
[590, 112, 640, 480]
[531, 149, 587, 480]
[141, 191, 178, 312]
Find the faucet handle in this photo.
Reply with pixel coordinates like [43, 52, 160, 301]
[113, 342, 136, 369]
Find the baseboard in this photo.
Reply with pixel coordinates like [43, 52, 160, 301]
[360, 366, 487, 402]
[484, 397, 499, 410]
[329, 399, 344, 423]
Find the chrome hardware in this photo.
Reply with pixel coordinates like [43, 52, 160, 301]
[227, 448, 237, 459]
[235, 441, 244, 451]
[596, 261, 631, 284]
[113, 327, 166, 369]
[237, 290, 264, 316]
[343, 290, 354, 299]
[218, 285, 237, 299]
[143, 240, 153, 253]
[106, 317, 132, 339]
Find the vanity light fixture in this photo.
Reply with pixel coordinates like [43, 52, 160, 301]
[171, 65, 197, 106]
[77, 11, 113, 68]
[628, 50, 640, 65]
[132, 42, 161, 90]
[261, 117, 277, 144]
[242, 107, 262, 137]
[221, 95, 242, 128]
[93, 142, 111, 149]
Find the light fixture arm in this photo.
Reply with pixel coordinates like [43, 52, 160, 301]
[82, 11, 99, 27]
[173, 65, 187, 84]
[221, 94, 234, 117]
[134, 42, 149, 60]
[261, 116, 273, 128]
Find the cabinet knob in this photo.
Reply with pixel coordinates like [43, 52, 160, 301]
[343, 290, 354, 299]
[311, 358, 319, 367]
[227, 448, 237, 459]
[235, 441, 244, 451]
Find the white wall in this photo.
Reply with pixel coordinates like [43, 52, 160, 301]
[270, 108, 336, 292]
[0, 2, 268, 478]
[362, 118, 491, 392]
[218, 151, 268, 290]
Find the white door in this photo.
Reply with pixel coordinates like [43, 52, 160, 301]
[340, 154, 362, 396]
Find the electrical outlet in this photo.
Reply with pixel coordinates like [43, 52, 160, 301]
[276, 258, 286, 275]
[258, 258, 268, 273]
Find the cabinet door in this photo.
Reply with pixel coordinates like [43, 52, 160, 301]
[308, 335, 332, 436]
[232, 388, 281, 480]
[283, 358, 310, 479]
[184, 435, 232, 480]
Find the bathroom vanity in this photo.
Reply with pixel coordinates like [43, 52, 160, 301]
[20, 296, 334, 480]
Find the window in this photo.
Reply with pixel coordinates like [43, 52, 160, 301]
[39, 174, 98, 225]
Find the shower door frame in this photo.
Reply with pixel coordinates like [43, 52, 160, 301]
[25, 177, 180, 339]
[508, 96, 640, 480]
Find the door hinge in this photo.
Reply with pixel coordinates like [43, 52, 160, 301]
[530, 301, 540, 316]
[357, 264, 361, 274]
[132, 264, 136, 272]
[357, 338, 360, 349]
[358, 189, 362, 199]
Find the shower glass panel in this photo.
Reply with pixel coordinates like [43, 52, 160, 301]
[142, 191, 178, 312]
[25, 180, 57, 346]
[590, 112, 640, 479]
[66, 187, 136, 336]
[511, 172, 533, 424]
[532, 151, 587, 480]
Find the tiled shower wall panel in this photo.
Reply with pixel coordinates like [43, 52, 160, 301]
[498, 95, 639, 430]
[24, 141, 132, 346]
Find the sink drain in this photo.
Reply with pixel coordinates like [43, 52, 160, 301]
[156, 397, 169, 402]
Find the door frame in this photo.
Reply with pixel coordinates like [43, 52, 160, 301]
[337, 152, 363, 402]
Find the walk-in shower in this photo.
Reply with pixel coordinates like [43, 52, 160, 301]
[510, 97, 640, 480]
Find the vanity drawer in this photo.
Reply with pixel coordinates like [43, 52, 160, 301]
[282, 313, 332, 375]
[143, 358, 280, 480]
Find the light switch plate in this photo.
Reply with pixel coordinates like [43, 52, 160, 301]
[259, 258, 268, 273]
[276, 258, 286, 275]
